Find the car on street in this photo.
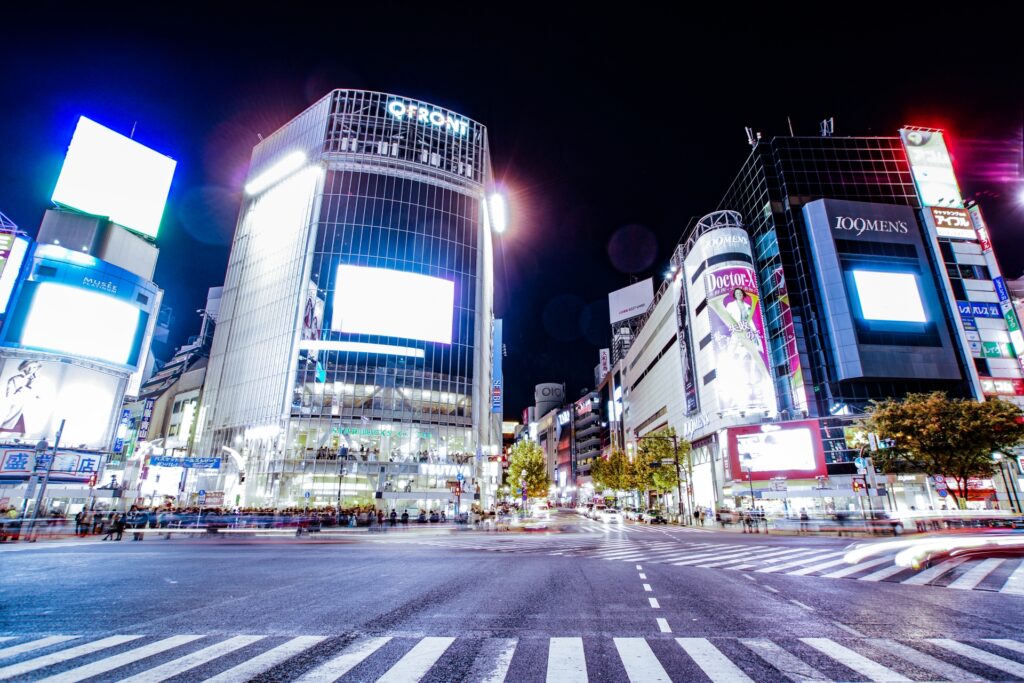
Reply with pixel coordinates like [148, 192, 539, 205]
[598, 508, 623, 524]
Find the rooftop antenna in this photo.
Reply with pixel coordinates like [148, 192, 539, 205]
[787, 116, 795, 136]
[820, 117, 834, 137]
[130, 121, 137, 139]
[745, 127, 757, 148]
[256, 133, 264, 142]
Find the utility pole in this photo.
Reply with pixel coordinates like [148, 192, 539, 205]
[25, 419, 65, 541]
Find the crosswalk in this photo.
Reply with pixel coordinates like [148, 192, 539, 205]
[393, 533, 1024, 594]
[1, 632, 1022, 681]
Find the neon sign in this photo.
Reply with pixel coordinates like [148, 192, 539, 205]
[387, 100, 469, 137]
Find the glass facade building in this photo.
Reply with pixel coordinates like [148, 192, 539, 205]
[198, 90, 498, 509]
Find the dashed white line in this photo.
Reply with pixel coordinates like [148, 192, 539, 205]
[642, 584, 652, 592]
[656, 618, 671, 633]
[638, 573, 647, 579]
[648, 597, 660, 608]
[763, 586, 779, 594]
[789, 599, 814, 612]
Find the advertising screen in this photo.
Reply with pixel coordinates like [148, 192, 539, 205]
[0, 358, 124, 449]
[332, 265, 454, 344]
[899, 129, 963, 208]
[608, 278, 655, 324]
[728, 420, 827, 480]
[851, 271, 927, 323]
[16, 282, 142, 366]
[704, 265, 775, 412]
[51, 116, 176, 239]
[0, 234, 28, 314]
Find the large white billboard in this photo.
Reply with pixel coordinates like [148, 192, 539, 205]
[0, 358, 124, 449]
[51, 116, 177, 239]
[608, 278, 654, 324]
[900, 129, 963, 209]
[17, 283, 142, 366]
[332, 265, 454, 344]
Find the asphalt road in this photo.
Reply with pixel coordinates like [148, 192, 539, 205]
[1, 513, 1022, 681]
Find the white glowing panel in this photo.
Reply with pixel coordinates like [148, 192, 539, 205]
[20, 283, 140, 365]
[736, 428, 816, 472]
[333, 265, 454, 344]
[51, 116, 176, 239]
[852, 270, 927, 323]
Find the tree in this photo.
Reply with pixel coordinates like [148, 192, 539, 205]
[591, 448, 630, 501]
[635, 428, 688, 510]
[505, 440, 550, 499]
[862, 392, 1024, 505]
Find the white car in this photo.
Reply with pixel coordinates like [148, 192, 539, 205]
[599, 509, 623, 524]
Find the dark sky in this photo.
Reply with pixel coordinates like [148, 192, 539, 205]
[2, 8, 1022, 418]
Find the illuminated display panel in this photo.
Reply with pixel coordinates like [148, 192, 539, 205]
[852, 270, 927, 323]
[19, 283, 141, 365]
[727, 419, 827, 480]
[51, 116, 176, 239]
[332, 265, 454, 344]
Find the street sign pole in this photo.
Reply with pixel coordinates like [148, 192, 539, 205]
[27, 419, 65, 541]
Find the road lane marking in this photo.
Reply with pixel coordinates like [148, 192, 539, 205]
[547, 637, 587, 683]
[929, 639, 1024, 678]
[868, 638, 986, 682]
[377, 636, 454, 683]
[203, 636, 326, 683]
[635, 564, 642, 569]
[819, 556, 892, 578]
[987, 639, 1024, 656]
[740, 638, 831, 682]
[831, 622, 865, 638]
[789, 600, 814, 612]
[118, 635, 264, 683]
[786, 557, 851, 576]
[742, 574, 756, 581]
[656, 618, 671, 633]
[0, 635, 80, 660]
[36, 635, 203, 683]
[764, 586, 779, 593]
[642, 584, 652, 592]
[614, 638, 670, 682]
[0, 635, 142, 680]
[800, 638, 911, 682]
[901, 559, 965, 586]
[638, 573, 647, 579]
[294, 637, 391, 682]
[947, 558, 1004, 590]
[999, 560, 1024, 594]
[676, 638, 754, 682]
[648, 598, 660, 608]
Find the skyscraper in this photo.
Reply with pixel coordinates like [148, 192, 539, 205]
[198, 90, 499, 509]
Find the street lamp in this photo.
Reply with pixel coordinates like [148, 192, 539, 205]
[741, 454, 756, 508]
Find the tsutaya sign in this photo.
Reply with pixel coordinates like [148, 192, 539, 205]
[387, 100, 469, 137]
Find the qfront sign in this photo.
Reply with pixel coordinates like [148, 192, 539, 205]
[386, 100, 469, 137]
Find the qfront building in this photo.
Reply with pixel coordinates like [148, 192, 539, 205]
[197, 90, 501, 510]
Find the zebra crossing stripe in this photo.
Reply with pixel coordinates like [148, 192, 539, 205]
[547, 637, 587, 683]
[988, 638, 1024, 656]
[35, 635, 203, 683]
[901, 559, 965, 586]
[0, 635, 142, 679]
[820, 556, 892, 579]
[293, 637, 391, 682]
[614, 638, 671, 683]
[856, 563, 909, 582]
[867, 638, 987, 682]
[118, 635, 264, 683]
[203, 636, 326, 683]
[785, 557, 852, 576]
[0, 635, 80, 660]
[929, 639, 1024, 678]
[1000, 560, 1024, 595]
[800, 638, 911, 682]
[756, 551, 848, 574]
[472, 637, 517, 683]
[377, 636, 454, 683]
[739, 638, 831, 682]
[947, 558, 1004, 590]
[676, 638, 754, 683]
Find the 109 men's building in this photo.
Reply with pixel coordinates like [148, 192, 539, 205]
[197, 90, 502, 510]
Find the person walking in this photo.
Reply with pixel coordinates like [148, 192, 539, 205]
[102, 514, 118, 541]
[114, 514, 126, 541]
[799, 508, 810, 534]
[401, 511, 409, 526]
[389, 509, 397, 527]
[74, 510, 84, 536]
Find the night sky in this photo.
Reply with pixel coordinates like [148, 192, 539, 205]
[2, 8, 1022, 418]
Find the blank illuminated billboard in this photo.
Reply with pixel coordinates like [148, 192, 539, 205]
[852, 270, 927, 323]
[18, 283, 141, 366]
[51, 116, 176, 239]
[332, 265, 454, 344]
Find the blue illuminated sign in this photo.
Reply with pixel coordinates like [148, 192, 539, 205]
[957, 301, 1002, 319]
